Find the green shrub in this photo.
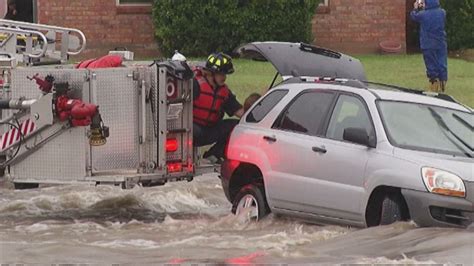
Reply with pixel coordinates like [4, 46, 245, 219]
[152, 0, 319, 57]
[440, 0, 473, 50]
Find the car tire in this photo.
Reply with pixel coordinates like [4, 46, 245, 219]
[232, 184, 270, 221]
[14, 182, 39, 190]
[380, 193, 408, 225]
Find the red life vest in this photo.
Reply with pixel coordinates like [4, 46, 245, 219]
[193, 69, 231, 126]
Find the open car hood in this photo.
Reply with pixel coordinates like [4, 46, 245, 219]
[236, 42, 367, 81]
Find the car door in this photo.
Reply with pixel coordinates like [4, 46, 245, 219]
[261, 90, 337, 213]
[308, 93, 376, 222]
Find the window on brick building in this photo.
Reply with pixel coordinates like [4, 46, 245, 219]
[316, 0, 330, 14]
[116, 0, 152, 14]
[3, 0, 35, 22]
[117, 0, 152, 5]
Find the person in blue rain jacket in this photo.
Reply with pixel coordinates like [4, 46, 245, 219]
[410, 0, 448, 92]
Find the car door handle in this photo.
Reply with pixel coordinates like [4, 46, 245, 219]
[312, 146, 327, 154]
[263, 135, 277, 142]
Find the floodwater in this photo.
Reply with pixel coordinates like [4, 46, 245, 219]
[0, 174, 473, 264]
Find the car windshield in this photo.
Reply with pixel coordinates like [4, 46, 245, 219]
[378, 101, 473, 158]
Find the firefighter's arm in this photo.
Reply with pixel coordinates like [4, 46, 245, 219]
[233, 108, 245, 118]
[224, 92, 244, 118]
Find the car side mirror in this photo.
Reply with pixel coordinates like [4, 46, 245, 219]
[343, 127, 376, 148]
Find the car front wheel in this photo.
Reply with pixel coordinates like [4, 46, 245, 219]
[232, 184, 270, 221]
[380, 193, 409, 225]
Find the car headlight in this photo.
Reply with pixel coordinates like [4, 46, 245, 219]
[422, 167, 466, 198]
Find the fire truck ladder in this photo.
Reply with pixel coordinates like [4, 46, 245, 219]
[0, 19, 86, 66]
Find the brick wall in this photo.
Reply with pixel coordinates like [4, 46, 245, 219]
[36, 0, 407, 58]
[313, 0, 407, 54]
[37, 0, 159, 59]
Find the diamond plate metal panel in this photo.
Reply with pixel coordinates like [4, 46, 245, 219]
[90, 68, 140, 171]
[5, 63, 195, 181]
[167, 117, 182, 130]
[11, 127, 87, 181]
[10, 68, 88, 100]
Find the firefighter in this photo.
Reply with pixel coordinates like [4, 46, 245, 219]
[410, 0, 448, 92]
[193, 52, 244, 164]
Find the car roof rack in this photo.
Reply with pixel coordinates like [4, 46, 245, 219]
[363, 81, 463, 104]
[282, 76, 367, 88]
[281, 78, 471, 110]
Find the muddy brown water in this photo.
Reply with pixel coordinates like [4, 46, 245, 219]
[0, 174, 473, 264]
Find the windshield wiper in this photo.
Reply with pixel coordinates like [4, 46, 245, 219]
[452, 113, 474, 131]
[428, 107, 473, 157]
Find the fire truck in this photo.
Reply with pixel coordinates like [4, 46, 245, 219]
[0, 19, 211, 189]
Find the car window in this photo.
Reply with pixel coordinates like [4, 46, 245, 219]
[273, 91, 335, 136]
[378, 101, 473, 157]
[326, 94, 374, 141]
[246, 89, 288, 123]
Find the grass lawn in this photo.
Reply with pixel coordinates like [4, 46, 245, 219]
[226, 54, 474, 108]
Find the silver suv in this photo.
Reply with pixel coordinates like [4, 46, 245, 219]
[221, 42, 473, 228]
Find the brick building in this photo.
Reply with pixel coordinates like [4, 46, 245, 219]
[35, 0, 159, 58]
[10, 0, 414, 58]
[314, 0, 411, 53]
